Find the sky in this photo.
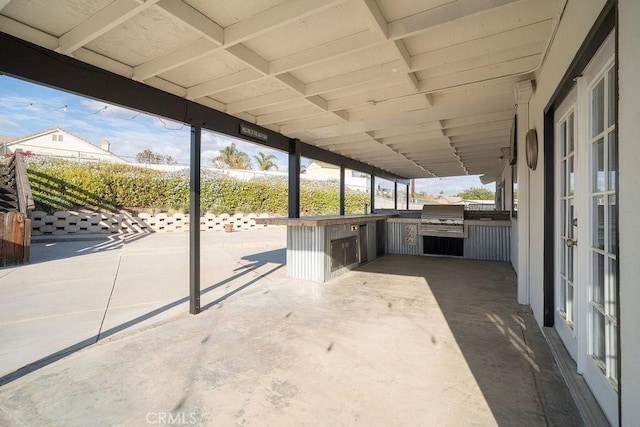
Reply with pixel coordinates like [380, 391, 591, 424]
[0, 75, 493, 196]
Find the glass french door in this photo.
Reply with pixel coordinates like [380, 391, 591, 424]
[555, 89, 578, 360]
[584, 56, 618, 416]
[554, 32, 617, 425]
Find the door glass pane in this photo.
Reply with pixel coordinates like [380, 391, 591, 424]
[559, 121, 566, 158]
[568, 156, 575, 195]
[567, 245, 574, 281]
[559, 244, 566, 275]
[593, 195, 605, 249]
[559, 276, 566, 309]
[559, 201, 566, 237]
[607, 67, 615, 128]
[560, 160, 567, 197]
[608, 195, 617, 253]
[592, 78, 605, 137]
[593, 138, 605, 192]
[568, 113, 574, 152]
[567, 283, 574, 323]
[608, 322, 618, 381]
[608, 130, 617, 191]
[607, 257, 617, 316]
[592, 310, 606, 364]
[568, 199, 575, 239]
[594, 253, 605, 305]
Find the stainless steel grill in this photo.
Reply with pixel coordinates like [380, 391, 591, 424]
[419, 205, 465, 237]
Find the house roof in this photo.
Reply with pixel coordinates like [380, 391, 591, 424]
[0, 135, 19, 145]
[5, 127, 127, 162]
[0, 0, 562, 181]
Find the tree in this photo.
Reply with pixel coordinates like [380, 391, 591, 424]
[211, 143, 251, 169]
[136, 149, 163, 164]
[456, 187, 495, 200]
[253, 152, 279, 171]
[136, 149, 176, 165]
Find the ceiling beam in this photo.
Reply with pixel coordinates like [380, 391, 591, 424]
[226, 89, 298, 114]
[133, 38, 215, 81]
[281, 114, 346, 134]
[450, 128, 510, 142]
[411, 20, 551, 72]
[224, 0, 346, 45]
[155, 0, 223, 44]
[418, 42, 543, 80]
[269, 30, 378, 75]
[380, 131, 446, 146]
[257, 105, 321, 126]
[443, 110, 514, 129]
[387, 0, 518, 40]
[57, 0, 160, 54]
[133, 0, 349, 81]
[186, 68, 263, 100]
[419, 55, 539, 93]
[306, 59, 405, 96]
[311, 134, 374, 147]
[445, 120, 512, 137]
[326, 84, 413, 111]
[225, 44, 269, 75]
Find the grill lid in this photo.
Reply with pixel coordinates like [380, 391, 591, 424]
[420, 204, 465, 236]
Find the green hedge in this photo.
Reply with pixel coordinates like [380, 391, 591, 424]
[27, 159, 370, 215]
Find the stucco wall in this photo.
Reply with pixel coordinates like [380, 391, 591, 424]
[526, 0, 607, 326]
[618, 0, 640, 424]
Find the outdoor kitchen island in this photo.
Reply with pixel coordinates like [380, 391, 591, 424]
[254, 213, 394, 282]
[255, 210, 511, 282]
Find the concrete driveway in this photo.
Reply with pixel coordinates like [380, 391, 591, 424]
[0, 228, 288, 380]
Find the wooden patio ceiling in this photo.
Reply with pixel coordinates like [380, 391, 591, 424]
[0, 0, 563, 181]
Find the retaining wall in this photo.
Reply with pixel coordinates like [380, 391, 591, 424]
[28, 211, 273, 236]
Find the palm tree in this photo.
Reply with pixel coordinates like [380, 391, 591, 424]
[253, 152, 279, 171]
[211, 143, 251, 169]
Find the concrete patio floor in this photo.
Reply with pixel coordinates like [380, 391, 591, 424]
[0, 229, 580, 426]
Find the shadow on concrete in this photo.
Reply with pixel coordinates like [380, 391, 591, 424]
[24, 233, 151, 265]
[355, 255, 581, 426]
[0, 247, 284, 387]
[239, 248, 286, 265]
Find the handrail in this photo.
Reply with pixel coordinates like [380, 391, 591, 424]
[13, 150, 35, 213]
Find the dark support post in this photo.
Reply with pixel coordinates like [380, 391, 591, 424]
[189, 126, 201, 315]
[288, 138, 301, 218]
[370, 174, 375, 213]
[394, 182, 398, 210]
[406, 183, 410, 210]
[339, 166, 346, 216]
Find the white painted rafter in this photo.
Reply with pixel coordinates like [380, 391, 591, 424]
[387, 0, 519, 41]
[155, 0, 223, 44]
[57, 0, 160, 55]
[225, 0, 346, 45]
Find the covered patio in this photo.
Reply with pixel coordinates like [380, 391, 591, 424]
[3, 0, 640, 424]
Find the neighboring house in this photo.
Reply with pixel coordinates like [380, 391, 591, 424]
[304, 160, 340, 179]
[1, 128, 127, 164]
[305, 160, 368, 192]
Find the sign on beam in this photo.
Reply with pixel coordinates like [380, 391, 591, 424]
[240, 123, 268, 142]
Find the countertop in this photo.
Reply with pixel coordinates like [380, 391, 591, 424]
[253, 213, 396, 227]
